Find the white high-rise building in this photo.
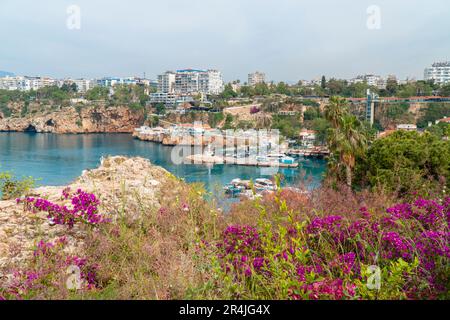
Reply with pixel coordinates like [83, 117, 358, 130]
[248, 71, 266, 86]
[157, 71, 176, 93]
[424, 62, 450, 85]
[157, 69, 224, 95]
[0, 76, 57, 91]
[206, 70, 224, 95]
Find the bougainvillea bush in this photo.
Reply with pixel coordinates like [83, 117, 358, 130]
[1, 181, 449, 300]
[0, 237, 99, 300]
[199, 192, 449, 300]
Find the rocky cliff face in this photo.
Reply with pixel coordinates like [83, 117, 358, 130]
[0, 105, 144, 133]
[0, 156, 172, 271]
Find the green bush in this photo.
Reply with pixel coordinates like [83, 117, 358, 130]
[356, 130, 450, 193]
[0, 171, 37, 200]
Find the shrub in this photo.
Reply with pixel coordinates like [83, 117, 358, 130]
[194, 189, 449, 300]
[0, 171, 37, 200]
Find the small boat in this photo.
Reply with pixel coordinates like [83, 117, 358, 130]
[254, 178, 277, 191]
[279, 156, 295, 165]
[223, 183, 245, 195]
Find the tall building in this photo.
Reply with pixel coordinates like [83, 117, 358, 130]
[61, 79, 96, 93]
[248, 71, 265, 86]
[157, 71, 176, 93]
[206, 70, 224, 95]
[157, 69, 224, 95]
[0, 76, 57, 91]
[424, 61, 450, 85]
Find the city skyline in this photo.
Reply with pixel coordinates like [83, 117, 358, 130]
[1, 0, 450, 82]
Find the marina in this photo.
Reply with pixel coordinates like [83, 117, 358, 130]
[0, 132, 327, 193]
[184, 154, 299, 168]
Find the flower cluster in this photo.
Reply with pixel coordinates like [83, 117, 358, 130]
[1, 237, 99, 299]
[214, 196, 450, 300]
[17, 188, 109, 228]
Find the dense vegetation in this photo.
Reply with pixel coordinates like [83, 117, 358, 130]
[219, 78, 449, 99]
[1, 174, 448, 300]
[355, 130, 450, 194]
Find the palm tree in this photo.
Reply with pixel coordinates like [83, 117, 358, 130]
[324, 96, 348, 128]
[327, 115, 367, 187]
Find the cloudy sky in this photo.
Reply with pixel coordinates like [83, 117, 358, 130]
[0, 0, 449, 82]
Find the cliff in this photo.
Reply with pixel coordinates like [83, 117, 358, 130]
[0, 104, 144, 133]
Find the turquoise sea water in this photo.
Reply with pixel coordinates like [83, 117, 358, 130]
[0, 132, 326, 193]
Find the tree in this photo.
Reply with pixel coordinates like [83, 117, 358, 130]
[425, 122, 450, 139]
[303, 107, 321, 121]
[221, 84, 238, 99]
[154, 103, 166, 115]
[254, 83, 270, 96]
[312, 118, 330, 145]
[327, 114, 367, 186]
[85, 87, 109, 101]
[275, 82, 290, 95]
[222, 114, 234, 130]
[385, 78, 398, 96]
[417, 103, 450, 128]
[239, 85, 254, 97]
[358, 130, 450, 192]
[439, 84, 450, 96]
[324, 96, 348, 128]
[321, 76, 326, 89]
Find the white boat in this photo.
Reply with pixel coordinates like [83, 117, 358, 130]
[255, 178, 277, 191]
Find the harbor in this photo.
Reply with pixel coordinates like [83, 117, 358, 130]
[134, 125, 329, 169]
[0, 132, 327, 194]
[184, 154, 299, 168]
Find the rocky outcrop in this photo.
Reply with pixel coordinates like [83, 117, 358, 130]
[0, 156, 172, 270]
[0, 105, 144, 133]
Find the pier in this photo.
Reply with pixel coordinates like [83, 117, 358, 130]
[185, 154, 298, 168]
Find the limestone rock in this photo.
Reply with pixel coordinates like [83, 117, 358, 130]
[0, 156, 173, 272]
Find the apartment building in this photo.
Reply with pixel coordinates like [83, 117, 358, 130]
[206, 70, 224, 95]
[157, 69, 224, 96]
[66, 79, 96, 93]
[149, 92, 194, 106]
[424, 61, 450, 85]
[157, 71, 176, 93]
[349, 74, 386, 89]
[0, 76, 57, 91]
[248, 71, 266, 86]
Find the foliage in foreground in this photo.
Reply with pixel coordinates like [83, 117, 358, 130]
[0, 178, 449, 300]
[0, 171, 37, 200]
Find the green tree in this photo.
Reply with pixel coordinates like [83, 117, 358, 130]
[154, 103, 166, 115]
[85, 87, 109, 101]
[439, 84, 450, 96]
[385, 78, 398, 96]
[327, 114, 368, 186]
[222, 114, 234, 129]
[221, 84, 238, 99]
[417, 103, 450, 128]
[275, 82, 290, 95]
[324, 96, 348, 128]
[358, 130, 450, 192]
[321, 76, 326, 89]
[254, 83, 270, 96]
[312, 118, 330, 145]
[303, 107, 321, 121]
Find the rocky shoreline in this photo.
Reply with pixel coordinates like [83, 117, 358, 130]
[0, 105, 144, 134]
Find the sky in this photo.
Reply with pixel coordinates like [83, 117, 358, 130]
[0, 0, 449, 83]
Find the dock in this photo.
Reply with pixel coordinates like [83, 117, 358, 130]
[185, 154, 298, 168]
